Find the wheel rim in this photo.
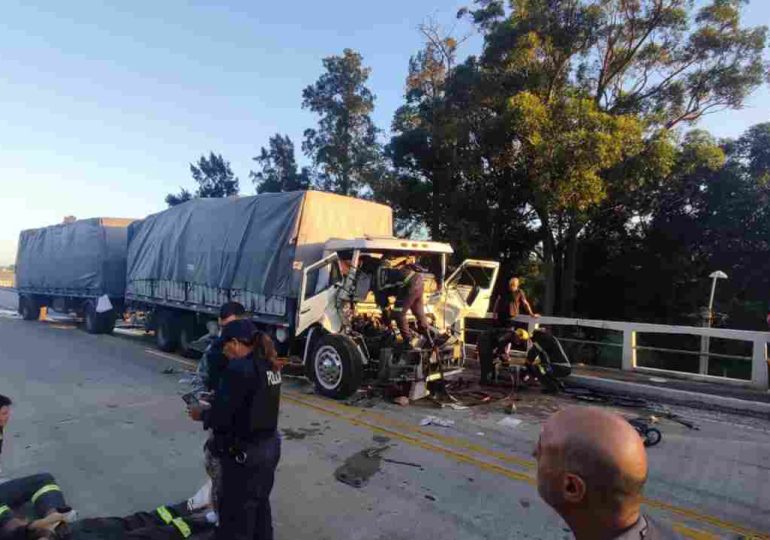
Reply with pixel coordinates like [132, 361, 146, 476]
[315, 345, 343, 390]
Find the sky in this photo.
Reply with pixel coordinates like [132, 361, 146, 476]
[0, 0, 768, 265]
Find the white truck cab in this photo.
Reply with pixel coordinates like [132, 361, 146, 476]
[296, 235, 499, 399]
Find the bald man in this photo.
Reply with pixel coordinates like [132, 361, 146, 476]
[535, 407, 679, 539]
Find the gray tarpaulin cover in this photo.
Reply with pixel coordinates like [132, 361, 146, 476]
[126, 191, 392, 317]
[16, 218, 133, 297]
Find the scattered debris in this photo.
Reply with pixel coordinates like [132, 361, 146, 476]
[519, 499, 531, 508]
[382, 458, 423, 469]
[161, 367, 175, 375]
[497, 417, 523, 429]
[447, 403, 470, 410]
[394, 396, 410, 407]
[281, 427, 321, 441]
[506, 402, 517, 414]
[372, 435, 391, 444]
[424, 494, 437, 502]
[334, 446, 390, 488]
[476, 432, 485, 437]
[419, 416, 455, 427]
[628, 418, 662, 447]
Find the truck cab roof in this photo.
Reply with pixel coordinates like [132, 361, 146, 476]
[324, 235, 454, 255]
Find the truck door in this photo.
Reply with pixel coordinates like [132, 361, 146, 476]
[444, 259, 500, 318]
[297, 253, 344, 335]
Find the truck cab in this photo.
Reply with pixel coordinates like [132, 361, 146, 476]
[296, 235, 499, 399]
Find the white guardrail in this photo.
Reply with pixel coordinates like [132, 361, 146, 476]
[513, 315, 770, 389]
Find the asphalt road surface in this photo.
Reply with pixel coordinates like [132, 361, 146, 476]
[0, 294, 769, 538]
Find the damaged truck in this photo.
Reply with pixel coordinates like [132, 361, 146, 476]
[18, 191, 500, 399]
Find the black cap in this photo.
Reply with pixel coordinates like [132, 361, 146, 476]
[219, 301, 245, 320]
[220, 319, 257, 342]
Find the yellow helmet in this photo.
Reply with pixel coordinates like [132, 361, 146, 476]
[515, 328, 530, 341]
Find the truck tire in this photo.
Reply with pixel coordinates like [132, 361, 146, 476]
[19, 296, 40, 321]
[311, 334, 363, 399]
[178, 315, 203, 359]
[84, 302, 105, 334]
[100, 311, 116, 335]
[156, 310, 180, 352]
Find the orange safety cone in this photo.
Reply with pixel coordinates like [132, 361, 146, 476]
[39, 306, 47, 321]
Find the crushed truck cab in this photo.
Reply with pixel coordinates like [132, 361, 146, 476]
[299, 236, 499, 399]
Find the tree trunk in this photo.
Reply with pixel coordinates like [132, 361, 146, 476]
[540, 220, 556, 315]
[559, 228, 579, 316]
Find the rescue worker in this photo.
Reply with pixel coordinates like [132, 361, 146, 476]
[492, 277, 539, 326]
[375, 255, 429, 347]
[187, 319, 282, 540]
[0, 395, 11, 480]
[0, 474, 72, 535]
[189, 301, 246, 517]
[0, 497, 213, 540]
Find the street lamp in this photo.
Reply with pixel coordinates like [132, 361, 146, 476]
[700, 270, 728, 375]
[706, 270, 728, 327]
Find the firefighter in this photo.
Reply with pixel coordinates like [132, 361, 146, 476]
[0, 473, 72, 537]
[0, 498, 212, 540]
[376, 255, 429, 347]
[187, 319, 282, 540]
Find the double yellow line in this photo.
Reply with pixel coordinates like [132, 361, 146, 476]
[145, 346, 767, 539]
[284, 390, 769, 539]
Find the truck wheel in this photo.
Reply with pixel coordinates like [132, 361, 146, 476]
[156, 311, 180, 352]
[311, 334, 363, 399]
[179, 316, 203, 359]
[100, 311, 116, 335]
[20, 296, 40, 321]
[84, 302, 102, 334]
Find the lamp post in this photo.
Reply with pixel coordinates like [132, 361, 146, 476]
[699, 270, 728, 374]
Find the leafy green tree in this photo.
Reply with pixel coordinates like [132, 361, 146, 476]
[250, 134, 311, 193]
[302, 49, 381, 196]
[166, 152, 240, 207]
[386, 0, 767, 314]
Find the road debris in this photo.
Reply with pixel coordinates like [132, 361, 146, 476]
[334, 445, 390, 488]
[382, 458, 423, 469]
[497, 417, 523, 429]
[161, 367, 175, 375]
[419, 416, 454, 427]
[393, 396, 410, 407]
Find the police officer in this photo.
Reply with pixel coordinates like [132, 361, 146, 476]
[375, 255, 429, 346]
[188, 319, 282, 540]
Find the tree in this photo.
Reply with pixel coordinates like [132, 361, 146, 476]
[302, 49, 381, 196]
[250, 134, 311, 193]
[166, 152, 240, 207]
[449, 0, 768, 314]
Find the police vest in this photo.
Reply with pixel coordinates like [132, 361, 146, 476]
[248, 352, 282, 434]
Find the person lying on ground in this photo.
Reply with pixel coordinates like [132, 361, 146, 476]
[0, 473, 74, 536]
[0, 498, 214, 540]
[535, 406, 680, 539]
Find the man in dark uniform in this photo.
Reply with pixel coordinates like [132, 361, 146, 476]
[376, 255, 429, 346]
[189, 302, 246, 516]
[188, 319, 282, 540]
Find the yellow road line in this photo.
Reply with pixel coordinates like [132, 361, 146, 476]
[672, 523, 722, 540]
[285, 392, 769, 539]
[286, 390, 536, 470]
[283, 393, 536, 484]
[144, 349, 198, 370]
